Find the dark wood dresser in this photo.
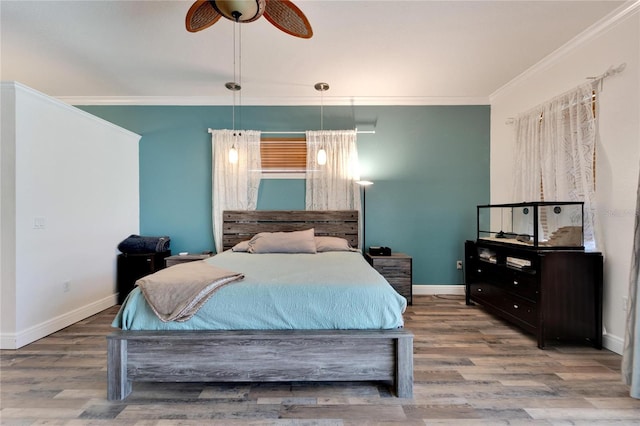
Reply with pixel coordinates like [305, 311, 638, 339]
[465, 240, 603, 349]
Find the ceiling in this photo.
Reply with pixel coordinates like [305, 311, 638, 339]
[0, 0, 629, 105]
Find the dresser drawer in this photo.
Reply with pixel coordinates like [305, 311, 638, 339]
[503, 269, 538, 302]
[498, 295, 538, 329]
[469, 283, 538, 329]
[468, 282, 495, 303]
[470, 261, 506, 285]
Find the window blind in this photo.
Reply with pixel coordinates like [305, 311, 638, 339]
[260, 138, 306, 173]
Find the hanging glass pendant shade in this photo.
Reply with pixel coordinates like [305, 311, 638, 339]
[228, 144, 239, 164]
[317, 148, 327, 165]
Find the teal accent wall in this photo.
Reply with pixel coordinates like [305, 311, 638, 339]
[78, 105, 489, 285]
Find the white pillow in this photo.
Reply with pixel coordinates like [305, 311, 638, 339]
[248, 228, 317, 254]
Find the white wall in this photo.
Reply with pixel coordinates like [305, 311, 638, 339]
[490, 4, 640, 354]
[0, 82, 140, 349]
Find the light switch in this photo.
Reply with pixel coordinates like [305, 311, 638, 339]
[33, 217, 45, 229]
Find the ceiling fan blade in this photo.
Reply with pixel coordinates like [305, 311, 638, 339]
[186, 0, 223, 33]
[264, 0, 313, 39]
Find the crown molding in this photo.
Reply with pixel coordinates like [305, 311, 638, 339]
[2, 81, 140, 138]
[490, 0, 640, 102]
[58, 95, 489, 107]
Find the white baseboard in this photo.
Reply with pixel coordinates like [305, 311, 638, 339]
[413, 284, 465, 295]
[603, 332, 624, 355]
[0, 294, 117, 349]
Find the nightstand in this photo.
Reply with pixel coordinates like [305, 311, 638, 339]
[165, 253, 213, 267]
[117, 251, 170, 304]
[365, 252, 413, 304]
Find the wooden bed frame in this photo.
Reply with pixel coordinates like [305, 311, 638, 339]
[107, 210, 413, 400]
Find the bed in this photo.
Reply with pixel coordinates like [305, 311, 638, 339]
[107, 210, 413, 400]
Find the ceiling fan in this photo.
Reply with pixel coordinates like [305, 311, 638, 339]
[186, 0, 313, 39]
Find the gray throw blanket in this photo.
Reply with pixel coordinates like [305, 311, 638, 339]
[136, 260, 244, 322]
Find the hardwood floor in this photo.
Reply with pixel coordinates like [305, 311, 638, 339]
[2, 295, 639, 425]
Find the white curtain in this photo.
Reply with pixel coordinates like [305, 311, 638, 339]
[305, 130, 361, 209]
[623, 166, 640, 399]
[305, 130, 362, 243]
[211, 129, 261, 253]
[512, 112, 543, 203]
[512, 81, 599, 251]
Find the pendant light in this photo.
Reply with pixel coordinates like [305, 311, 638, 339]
[314, 82, 329, 166]
[226, 13, 243, 164]
[226, 81, 240, 164]
[316, 146, 327, 166]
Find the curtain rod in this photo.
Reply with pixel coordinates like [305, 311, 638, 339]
[208, 128, 375, 135]
[586, 62, 626, 85]
[262, 130, 375, 135]
[505, 62, 627, 125]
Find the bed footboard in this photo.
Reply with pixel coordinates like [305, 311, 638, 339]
[107, 329, 413, 400]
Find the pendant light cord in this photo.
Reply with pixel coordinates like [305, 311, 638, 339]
[314, 82, 329, 131]
[320, 88, 324, 130]
[232, 20, 237, 132]
[238, 19, 242, 134]
[230, 15, 242, 135]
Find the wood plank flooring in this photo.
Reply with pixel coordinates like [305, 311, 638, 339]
[2, 295, 640, 425]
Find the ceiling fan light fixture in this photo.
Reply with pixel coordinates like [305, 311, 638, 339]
[186, 0, 312, 38]
[211, 0, 265, 23]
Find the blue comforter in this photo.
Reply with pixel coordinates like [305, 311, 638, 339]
[113, 251, 406, 330]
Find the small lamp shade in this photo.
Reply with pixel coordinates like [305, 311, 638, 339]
[228, 145, 239, 164]
[317, 148, 327, 166]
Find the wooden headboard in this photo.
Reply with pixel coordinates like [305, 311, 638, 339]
[222, 210, 359, 251]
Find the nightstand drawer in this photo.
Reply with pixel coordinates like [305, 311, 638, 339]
[364, 253, 412, 305]
[372, 260, 411, 278]
[388, 280, 411, 299]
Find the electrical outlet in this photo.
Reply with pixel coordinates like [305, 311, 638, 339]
[63, 281, 71, 293]
[456, 260, 463, 270]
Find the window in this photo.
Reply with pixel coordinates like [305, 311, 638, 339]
[539, 90, 597, 201]
[538, 90, 597, 237]
[260, 137, 306, 177]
